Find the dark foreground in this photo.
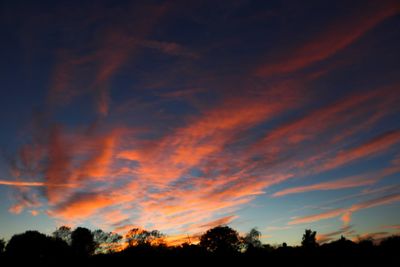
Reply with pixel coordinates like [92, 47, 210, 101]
[1, 240, 399, 267]
[0, 226, 398, 267]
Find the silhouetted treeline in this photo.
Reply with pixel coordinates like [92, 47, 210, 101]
[0, 225, 399, 266]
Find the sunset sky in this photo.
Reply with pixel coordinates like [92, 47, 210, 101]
[0, 0, 399, 245]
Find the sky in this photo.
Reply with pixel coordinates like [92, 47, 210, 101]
[0, 0, 400, 246]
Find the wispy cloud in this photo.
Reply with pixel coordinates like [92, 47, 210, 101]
[289, 193, 400, 225]
[256, 1, 400, 76]
[316, 130, 400, 172]
[317, 225, 355, 243]
[48, 2, 171, 116]
[273, 164, 400, 197]
[0, 180, 76, 187]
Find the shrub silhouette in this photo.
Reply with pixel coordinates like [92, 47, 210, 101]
[301, 229, 318, 249]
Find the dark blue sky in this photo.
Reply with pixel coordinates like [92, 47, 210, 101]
[0, 0, 399, 245]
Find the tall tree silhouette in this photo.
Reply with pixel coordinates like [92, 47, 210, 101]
[200, 226, 242, 253]
[301, 229, 318, 248]
[71, 227, 96, 257]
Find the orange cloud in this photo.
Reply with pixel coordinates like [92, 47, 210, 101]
[29, 210, 39, 216]
[341, 211, 352, 225]
[8, 194, 41, 215]
[43, 86, 399, 233]
[118, 86, 305, 188]
[252, 87, 398, 152]
[10, 84, 400, 234]
[51, 193, 115, 220]
[43, 128, 122, 205]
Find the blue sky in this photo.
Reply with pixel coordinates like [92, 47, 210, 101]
[0, 0, 399, 245]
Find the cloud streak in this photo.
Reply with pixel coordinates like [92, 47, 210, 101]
[289, 193, 400, 225]
[256, 0, 400, 76]
[0, 180, 76, 187]
[273, 163, 400, 197]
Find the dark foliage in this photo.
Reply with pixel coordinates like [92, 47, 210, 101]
[71, 227, 96, 257]
[0, 226, 399, 267]
[4, 230, 70, 265]
[200, 226, 241, 254]
[52, 225, 72, 244]
[125, 228, 164, 247]
[302, 229, 318, 249]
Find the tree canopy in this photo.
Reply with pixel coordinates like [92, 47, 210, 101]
[0, 225, 399, 267]
[200, 226, 242, 253]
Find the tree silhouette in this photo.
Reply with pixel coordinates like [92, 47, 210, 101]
[380, 235, 400, 250]
[92, 229, 122, 253]
[301, 229, 318, 248]
[200, 226, 242, 253]
[125, 228, 165, 247]
[0, 224, 399, 266]
[6, 231, 49, 259]
[52, 225, 72, 244]
[71, 227, 96, 257]
[5, 230, 69, 264]
[243, 228, 262, 251]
